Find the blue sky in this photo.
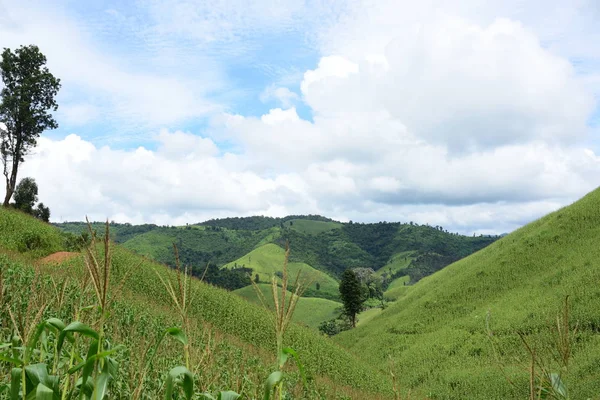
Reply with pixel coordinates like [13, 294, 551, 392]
[1, 0, 600, 234]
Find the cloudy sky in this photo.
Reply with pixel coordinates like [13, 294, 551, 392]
[1, 0, 599, 234]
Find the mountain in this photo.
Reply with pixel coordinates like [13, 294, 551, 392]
[333, 188, 600, 399]
[56, 217, 499, 284]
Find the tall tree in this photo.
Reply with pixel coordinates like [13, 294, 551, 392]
[0, 45, 60, 206]
[339, 269, 365, 328]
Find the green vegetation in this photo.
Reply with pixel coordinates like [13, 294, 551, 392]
[284, 219, 343, 235]
[234, 284, 342, 330]
[0, 205, 62, 257]
[56, 217, 497, 289]
[0, 207, 391, 398]
[223, 244, 340, 300]
[334, 188, 600, 399]
[373, 251, 415, 278]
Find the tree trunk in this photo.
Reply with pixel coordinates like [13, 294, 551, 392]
[2, 181, 11, 206]
[3, 137, 21, 207]
[3, 164, 17, 207]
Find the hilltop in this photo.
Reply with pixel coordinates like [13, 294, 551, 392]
[334, 188, 600, 399]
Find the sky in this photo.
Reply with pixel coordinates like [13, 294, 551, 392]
[1, 0, 600, 235]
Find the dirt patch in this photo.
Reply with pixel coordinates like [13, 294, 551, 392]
[39, 251, 79, 265]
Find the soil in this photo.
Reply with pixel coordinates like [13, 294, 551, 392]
[39, 251, 79, 265]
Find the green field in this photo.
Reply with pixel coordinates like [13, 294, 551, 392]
[374, 250, 415, 277]
[284, 219, 343, 234]
[234, 284, 342, 329]
[223, 243, 340, 300]
[335, 189, 600, 399]
[0, 207, 391, 398]
[383, 275, 410, 300]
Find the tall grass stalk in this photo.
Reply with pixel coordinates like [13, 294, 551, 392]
[251, 241, 310, 399]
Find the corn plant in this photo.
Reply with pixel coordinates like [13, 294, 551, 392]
[251, 242, 309, 400]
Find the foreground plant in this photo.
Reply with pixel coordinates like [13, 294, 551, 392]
[252, 242, 309, 400]
[0, 220, 127, 399]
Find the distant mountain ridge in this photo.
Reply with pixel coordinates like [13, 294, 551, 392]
[55, 215, 499, 288]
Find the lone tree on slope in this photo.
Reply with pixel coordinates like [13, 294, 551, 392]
[12, 177, 51, 222]
[339, 268, 366, 328]
[13, 176, 38, 213]
[0, 45, 61, 207]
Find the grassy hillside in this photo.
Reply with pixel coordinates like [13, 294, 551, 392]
[234, 284, 342, 329]
[284, 219, 343, 235]
[0, 208, 392, 398]
[1, 206, 64, 257]
[373, 251, 415, 278]
[334, 188, 600, 399]
[223, 244, 340, 300]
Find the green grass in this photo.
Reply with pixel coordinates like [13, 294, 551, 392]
[374, 250, 415, 277]
[0, 206, 63, 257]
[223, 244, 340, 300]
[334, 188, 600, 399]
[383, 275, 410, 300]
[284, 219, 343, 235]
[0, 208, 392, 398]
[234, 284, 342, 329]
[356, 307, 382, 327]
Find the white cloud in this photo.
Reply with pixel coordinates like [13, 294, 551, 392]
[260, 85, 299, 108]
[1, 0, 599, 235]
[0, 0, 224, 135]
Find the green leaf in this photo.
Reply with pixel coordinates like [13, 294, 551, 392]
[0, 352, 23, 366]
[164, 366, 193, 400]
[165, 327, 188, 346]
[81, 339, 99, 389]
[25, 323, 46, 362]
[10, 368, 22, 400]
[549, 373, 568, 399]
[45, 318, 66, 333]
[281, 347, 307, 388]
[263, 371, 283, 400]
[24, 364, 49, 387]
[93, 369, 110, 400]
[57, 322, 99, 354]
[200, 394, 217, 400]
[34, 383, 54, 400]
[218, 391, 241, 400]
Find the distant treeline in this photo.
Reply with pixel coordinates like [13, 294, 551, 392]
[198, 215, 336, 230]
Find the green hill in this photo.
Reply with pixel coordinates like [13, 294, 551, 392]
[0, 207, 391, 398]
[223, 244, 340, 300]
[334, 188, 600, 399]
[234, 284, 342, 329]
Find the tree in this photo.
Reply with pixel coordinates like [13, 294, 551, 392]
[34, 202, 50, 222]
[1, 45, 61, 206]
[339, 269, 365, 328]
[13, 176, 38, 213]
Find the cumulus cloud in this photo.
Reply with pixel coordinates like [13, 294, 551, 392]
[1, 0, 599, 235]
